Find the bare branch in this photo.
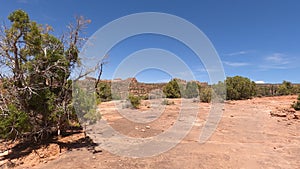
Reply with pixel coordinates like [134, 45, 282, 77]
[95, 54, 109, 89]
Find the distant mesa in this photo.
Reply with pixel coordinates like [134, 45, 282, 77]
[82, 77, 208, 98]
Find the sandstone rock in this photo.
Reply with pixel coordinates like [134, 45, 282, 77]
[294, 112, 300, 119]
[0, 150, 9, 157]
[288, 109, 296, 113]
[93, 146, 102, 154]
[270, 111, 287, 117]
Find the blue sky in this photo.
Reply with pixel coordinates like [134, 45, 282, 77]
[1, 0, 300, 83]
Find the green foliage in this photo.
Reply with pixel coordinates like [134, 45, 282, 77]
[0, 10, 89, 141]
[292, 85, 300, 95]
[139, 94, 149, 100]
[0, 104, 30, 139]
[212, 81, 226, 101]
[184, 81, 199, 98]
[256, 85, 273, 97]
[128, 95, 141, 109]
[199, 87, 212, 103]
[254, 82, 299, 97]
[96, 82, 112, 102]
[73, 84, 101, 125]
[292, 94, 300, 111]
[163, 79, 181, 98]
[226, 76, 256, 100]
[277, 81, 294, 96]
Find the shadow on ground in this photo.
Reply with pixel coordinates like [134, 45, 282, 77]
[0, 129, 98, 167]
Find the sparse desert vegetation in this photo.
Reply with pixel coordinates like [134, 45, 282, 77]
[1, 95, 299, 168]
[292, 94, 300, 111]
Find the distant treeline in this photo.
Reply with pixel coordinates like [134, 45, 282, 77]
[93, 76, 300, 103]
[255, 82, 300, 97]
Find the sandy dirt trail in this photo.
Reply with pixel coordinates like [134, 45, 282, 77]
[17, 96, 300, 169]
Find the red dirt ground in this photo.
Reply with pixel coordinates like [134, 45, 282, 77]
[1, 95, 300, 169]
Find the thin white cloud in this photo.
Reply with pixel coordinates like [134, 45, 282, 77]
[17, 0, 39, 4]
[255, 81, 265, 84]
[225, 50, 252, 56]
[223, 61, 250, 67]
[265, 53, 290, 64]
[259, 65, 289, 70]
[260, 53, 291, 70]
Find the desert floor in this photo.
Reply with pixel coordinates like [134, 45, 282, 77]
[2, 95, 299, 169]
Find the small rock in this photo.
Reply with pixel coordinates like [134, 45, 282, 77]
[145, 125, 151, 129]
[294, 112, 300, 119]
[92, 156, 96, 159]
[0, 150, 9, 157]
[287, 108, 296, 113]
[230, 115, 234, 118]
[270, 111, 287, 117]
[135, 126, 139, 130]
[93, 147, 102, 154]
[141, 129, 146, 132]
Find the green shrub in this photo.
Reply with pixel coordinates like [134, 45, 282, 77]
[96, 82, 112, 102]
[73, 84, 101, 125]
[199, 87, 212, 103]
[128, 95, 141, 109]
[0, 104, 31, 139]
[277, 81, 294, 96]
[184, 81, 199, 98]
[140, 94, 149, 100]
[226, 76, 256, 100]
[163, 79, 181, 98]
[211, 81, 226, 101]
[292, 94, 300, 111]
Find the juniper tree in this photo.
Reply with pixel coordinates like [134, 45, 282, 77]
[0, 10, 99, 141]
